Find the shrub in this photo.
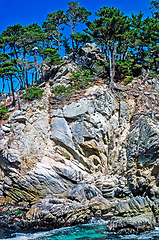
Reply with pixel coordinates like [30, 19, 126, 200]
[149, 70, 158, 78]
[52, 85, 72, 95]
[124, 76, 134, 85]
[70, 69, 92, 82]
[0, 104, 9, 120]
[52, 70, 93, 96]
[23, 87, 44, 100]
[6, 209, 22, 215]
[117, 60, 133, 76]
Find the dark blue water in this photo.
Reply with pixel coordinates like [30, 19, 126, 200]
[1, 220, 159, 240]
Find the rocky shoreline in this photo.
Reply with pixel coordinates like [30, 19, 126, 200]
[0, 194, 158, 235]
[0, 44, 159, 235]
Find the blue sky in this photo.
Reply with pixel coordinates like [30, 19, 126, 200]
[0, 0, 151, 34]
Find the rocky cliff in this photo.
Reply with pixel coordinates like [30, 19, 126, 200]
[0, 44, 159, 234]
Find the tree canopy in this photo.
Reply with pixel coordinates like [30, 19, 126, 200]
[0, 0, 158, 103]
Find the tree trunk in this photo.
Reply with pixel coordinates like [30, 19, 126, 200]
[34, 51, 38, 82]
[108, 42, 118, 90]
[7, 80, 10, 95]
[112, 42, 118, 79]
[141, 71, 149, 85]
[154, 51, 158, 72]
[10, 76, 15, 106]
[2, 77, 5, 95]
[32, 72, 34, 85]
[58, 25, 61, 55]
[23, 52, 28, 88]
[25, 70, 28, 87]
[71, 20, 75, 59]
[17, 90, 21, 110]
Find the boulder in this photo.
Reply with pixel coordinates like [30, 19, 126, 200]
[63, 99, 94, 119]
[51, 117, 74, 149]
[107, 196, 156, 234]
[107, 213, 155, 235]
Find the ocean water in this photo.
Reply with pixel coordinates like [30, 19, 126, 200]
[0, 220, 159, 240]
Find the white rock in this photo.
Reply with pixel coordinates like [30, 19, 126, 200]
[1, 126, 10, 133]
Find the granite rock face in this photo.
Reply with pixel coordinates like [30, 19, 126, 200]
[0, 74, 159, 233]
[107, 196, 158, 234]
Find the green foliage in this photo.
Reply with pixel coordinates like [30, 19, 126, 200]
[63, 37, 72, 54]
[148, 1, 159, 18]
[61, 150, 70, 160]
[52, 69, 92, 95]
[70, 69, 92, 81]
[40, 48, 62, 67]
[86, 7, 130, 44]
[42, 10, 66, 53]
[91, 61, 108, 77]
[66, 1, 91, 26]
[23, 87, 44, 100]
[149, 70, 158, 78]
[71, 32, 91, 51]
[86, 6, 131, 82]
[124, 76, 134, 85]
[6, 209, 22, 215]
[0, 1, 159, 95]
[66, 1, 91, 53]
[52, 85, 72, 95]
[116, 60, 133, 76]
[0, 104, 9, 120]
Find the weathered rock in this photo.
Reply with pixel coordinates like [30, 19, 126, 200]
[107, 212, 155, 235]
[1, 126, 10, 133]
[51, 117, 74, 149]
[89, 196, 111, 213]
[1, 70, 159, 235]
[126, 117, 159, 197]
[63, 99, 94, 119]
[107, 196, 156, 234]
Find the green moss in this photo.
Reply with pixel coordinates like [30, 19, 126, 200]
[61, 151, 70, 160]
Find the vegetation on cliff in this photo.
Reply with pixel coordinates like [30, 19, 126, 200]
[0, 1, 158, 103]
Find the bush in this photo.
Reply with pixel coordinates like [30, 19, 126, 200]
[149, 71, 158, 78]
[0, 104, 9, 120]
[52, 85, 72, 95]
[116, 60, 133, 76]
[91, 61, 108, 77]
[124, 76, 134, 85]
[52, 70, 93, 96]
[23, 87, 44, 100]
[70, 69, 92, 84]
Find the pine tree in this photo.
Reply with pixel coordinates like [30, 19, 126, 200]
[0, 53, 9, 94]
[43, 10, 66, 55]
[148, 1, 159, 19]
[70, 32, 91, 52]
[65, 1, 91, 55]
[0, 60, 22, 105]
[86, 7, 130, 87]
